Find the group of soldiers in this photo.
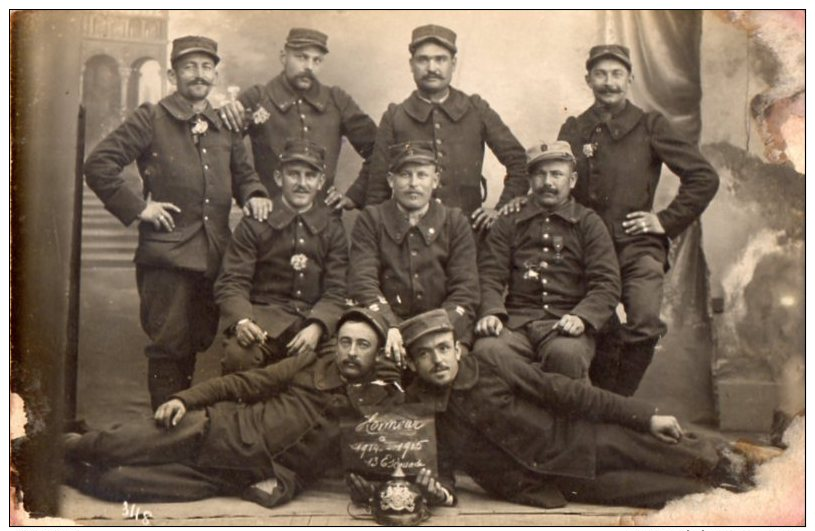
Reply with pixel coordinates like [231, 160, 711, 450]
[66, 24, 780, 513]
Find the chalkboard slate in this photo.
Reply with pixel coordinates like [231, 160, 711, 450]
[340, 403, 438, 479]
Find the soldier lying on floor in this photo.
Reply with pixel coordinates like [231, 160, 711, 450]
[387, 309, 780, 509]
[62, 308, 402, 508]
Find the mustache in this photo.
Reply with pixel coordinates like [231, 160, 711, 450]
[431, 363, 450, 373]
[597, 87, 623, 94]
[537, 186, 559, 194]
[295, 71, 315, 81]
[292, 186, 310, 193]
[423, 74, 443, 80]
[188, 78, 212, 86]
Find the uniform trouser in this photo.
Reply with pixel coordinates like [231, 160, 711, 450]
[65, 410, 257, 502]
[591, 237, 668, 395]
[136, 265, 219, 409]
[473, 323, 594, 380]
[469, 423, 720, 509]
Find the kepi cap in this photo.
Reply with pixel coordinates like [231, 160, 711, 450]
[388, 141, 437, 172]
[171, 35, 220, 65]
[399, 309, 454, 350]
[586, 44, 632, 72]
[526, 141, 576, 169]
[409, 24, 457, 54]
[279, 139, 327, 172]
[285, 27, 329, 54]
[337, 307, 388, 346]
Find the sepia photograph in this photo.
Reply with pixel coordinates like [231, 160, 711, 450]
[10, 8, 805, 526]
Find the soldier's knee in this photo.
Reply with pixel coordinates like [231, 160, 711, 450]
[542, 339, 593, 380]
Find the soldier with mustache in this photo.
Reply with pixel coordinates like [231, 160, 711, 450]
[220, 28, 377, 212]
[84, 36, 272, 410]
[347, 24, 528, 232]
[214, 139, 348, 372]
[475, 142, 620, 379]
[556, 45, 719, 396]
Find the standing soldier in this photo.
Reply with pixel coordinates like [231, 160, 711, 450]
[84, 36, 272, 410]
[349, 24, 528, 231]
[220, 28, 377, 211]
[557, 45, 719, 395]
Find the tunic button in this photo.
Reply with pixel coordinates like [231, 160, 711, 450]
[201, 148, 207, 154]
[299, 272, 304, 278]
[303, 126, 309, 132]
[434, 123, 441, 129]
[300, 114, 306, 120]
[298, 238, 305, 244]
[417, 294, 423, 300]
[414, 273, 419, 279]
[542, 279, 548, 284]
[542, 262, 549, 268]
[543, 292, 548, 296]
[411, 250, 418, 257]
[543, 247, 550, 252]
[596, 127, 602, 133]
[203, 216, 209, 221]
[203, 164, 209, 170]
[296, 290, 302, 296]
[205, 198, 210, 204]
[545, 217, 550, 223]
[435, 139, 442, 144]
[543, 305, 549, 309]
[543, 234, 550, 239]
[297, 99, 303, 104]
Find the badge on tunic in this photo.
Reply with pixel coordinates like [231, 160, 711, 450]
[191, 117, 209, 136]
[582, 143, 597, 158]
[290, 253, 308, 271]
[455, 305, 466, 316]
[252, 105, 271, 125]
[369, 303, 381, 312]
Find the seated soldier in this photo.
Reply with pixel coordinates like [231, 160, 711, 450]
[215, 139, 348, 373]
[401, 309, 779, 509]
[61, 308, 402, 508]
[349, 140, 479, 368]
[476, 141, 620, 379]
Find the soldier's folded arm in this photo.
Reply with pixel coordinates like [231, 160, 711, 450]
[213, 218, 262, 332]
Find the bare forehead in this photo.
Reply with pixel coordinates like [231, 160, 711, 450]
[338, 320, 378, 340]
[413, 331, 455, 351]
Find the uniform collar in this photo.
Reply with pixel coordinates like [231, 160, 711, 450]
[266, 73, 330, 113]
[159, 92, 222, 130]
[575, 99, 643, 141]
[515, 197, 581, 225]
[381, 199, 445, 245]
[402, 86, 470, 123]
[267, 196, 329, 234]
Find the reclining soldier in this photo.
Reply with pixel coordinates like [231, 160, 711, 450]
[62, 308, 402, 508]
[401, 309, 777, 509]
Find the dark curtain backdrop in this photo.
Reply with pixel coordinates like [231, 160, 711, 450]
[602, 10, 714, 422]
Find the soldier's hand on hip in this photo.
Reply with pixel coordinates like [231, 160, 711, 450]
[243, 196, 273, 222]
[475, 315, 503, 337]
[552, 314, 585, 336]
[287, 322, 323, 357]
[219, 100, 246, 132]
[139, 199, 181, 232]
[154, 398, 187, 428]
[385, 328, 407, 369]
[471, 207, 499, 231]
[235, 319, 267, 347]
[622, 211, 665, 236]
[649, 415, 684, 444]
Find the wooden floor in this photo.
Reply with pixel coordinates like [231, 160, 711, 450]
[56, 475, 651, 526]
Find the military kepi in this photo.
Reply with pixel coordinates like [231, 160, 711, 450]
[388, 141, 437, 172]
[337, 307, 388, 346]
[409, 24, 457, 54]
[279, 139, 327, 172]
[586, 44, 631, 72]
[526, 141, 576, 169]
[399, 309, 454, 349]
[171, 35, 220, 65]
[286, 27, 329, 53]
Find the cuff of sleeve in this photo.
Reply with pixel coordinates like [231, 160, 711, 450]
[105, 188, 147, 226]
